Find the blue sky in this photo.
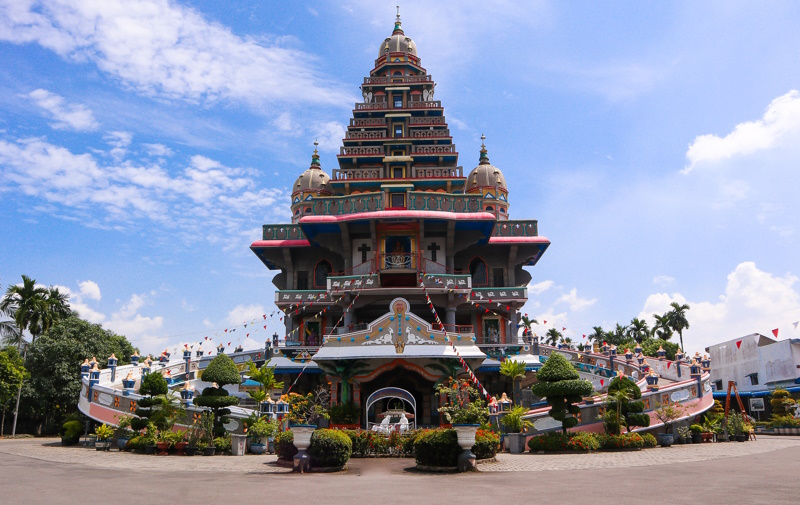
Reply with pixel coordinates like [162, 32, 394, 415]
[2, 0, 800, 355]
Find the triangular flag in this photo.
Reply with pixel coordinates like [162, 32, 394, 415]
[667, 362, 671, 369]
[772, 328, 779, 338]
[562, 327, 566, 331]
[582, 334, 586, 339]
[736, 340, 742, 349]
[600, 379, 604, 386]
[543, 320, 547, 324]
[794, 321, 799, 329]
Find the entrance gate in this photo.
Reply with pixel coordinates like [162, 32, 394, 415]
[365, 387, 417, 431]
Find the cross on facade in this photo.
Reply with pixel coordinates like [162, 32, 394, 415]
[427, 242, 441, 262]
[357, 242, 372, 263]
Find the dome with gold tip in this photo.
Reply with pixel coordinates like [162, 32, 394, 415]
[292, 141, 331, 197]
[378, 9, 417, 57]
[465, 135, 507, 193]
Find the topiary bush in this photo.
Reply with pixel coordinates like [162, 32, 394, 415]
[309, 429, 352, 467]
[275, 430, 298, 461]
[641, 433, 657, 447]
[194, 354, 240, 436]
[531, 353, 592, 434]
[605, 376, 650, 434]
[61, 420, 83, 446]
[413, 429, 461, 467]
[131, 372, 170, 432]
[473, 429, 500, 459]
[527, 431, 599, 452]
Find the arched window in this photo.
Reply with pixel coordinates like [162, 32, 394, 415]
[469, 257, 488, 287]
[485, 206, 494, 211]
[314, 260, 332, 288]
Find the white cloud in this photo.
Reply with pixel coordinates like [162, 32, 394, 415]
[555, 288, 597, 311]
[528, 280, 554, 295]
[314, 122, 346, 152]
[652, 275, 675, 287]
[27, 88, 98, 131]
[226, 304, 265, 327]
[142, 143, 173, 157]
[638, 262, 800, 354]
[0, 0, 354, 109]
[684, 90, 800, 173]
[78, 280, 101, 301]
[0, 135, 285, 245]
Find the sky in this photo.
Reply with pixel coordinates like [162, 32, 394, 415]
[2, 0, 800, 356]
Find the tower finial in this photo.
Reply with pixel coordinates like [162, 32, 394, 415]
[311, 139, 320, 166]
[479, 134, 490, 164]
[394, 5, 403, 33]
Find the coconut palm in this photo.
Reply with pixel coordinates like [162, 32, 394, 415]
[588, 326, 605, 348]
[499, 359, 527, 405]
[652, 313, 673, 341]
[429, 359, 464, 387]
[0, 306, 21, 348]
[667, 302, 690, 351]
[321, 359, 371, 405]
[545, 328, 562, 346]
[519, 314, 538, 336]
[561, 336, 573, 349]
[627, 318, 650, 344]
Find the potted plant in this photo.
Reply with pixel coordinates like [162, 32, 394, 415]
[185, 420, 204, 456]
[501, 405, 532, 454]
[248, 417, 277, 455]
[156, 430, 171, 456]
[171, 430, 187, 455]
[689, 424, 703, 444]
[435, 378, 490, 471]
[200, 411, 217, 456]
[142, 422, 159, 455]
[285, 388, 330, 471]
[676, 425, 691, 445]
[94, 424, 114, 451]
[115, 415, 134, 450]
[729, 411, 745, 442]
[653, 401, 684, 447]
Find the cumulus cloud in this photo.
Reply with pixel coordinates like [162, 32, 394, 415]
[26, 88, 98, 131]
[0, 135, 285, 244]
[652, 275, 675, 287]
[555, 288, 597, 311]
[638, 262, 800, 353]
[142, 143, 173, 157]
[77, 280, 101, 301]
[0, 0, 354, 109]
[684, 90, 800, 173]
[528, 280, 554, 295]
[226, 304, 266, 327]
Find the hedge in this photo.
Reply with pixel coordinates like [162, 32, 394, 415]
[275, 430, 298, 461]
[413, 429, 461, 467]
[528, 431, 649, 452]
[473, 429, 500, 460]
[309, 429, 353, 467]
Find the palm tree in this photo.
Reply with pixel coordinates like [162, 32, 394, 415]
[627, 318, 650, 344]
[667, 302, 690, 351]
[561, 336, 573, 349]
[246, 360, 285, 405]
[519, 314, 538, 337]
[499, 359, 527, 405]
[588, 326, 605, 348]
[545, 328, 562, 346]
[652, 313, 673, 341]
[322, 359, 371, 405]
[429, 359, 464, 388]
[609, 323, 628, 346]
[0, 275, 70, 436]
[0, 305, 21, 348]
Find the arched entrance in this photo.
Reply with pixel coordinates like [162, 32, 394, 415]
[357, 363, 439, 428]
[365, 387, 417, 430]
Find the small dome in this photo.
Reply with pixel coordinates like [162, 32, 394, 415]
[465, 136, 507, 193]
[293, 142, 331, 196]
[378, 12, 417, 57]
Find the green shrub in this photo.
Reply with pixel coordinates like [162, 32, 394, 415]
[531, 353, 592, 434]
[769, 415, 800, 428]
[598, 433, 644, 450]
[138, 370, 168, 396]
[93, 424, 114, 441]
[329, 403, 361, 424]
[309, 429, 352, 467]
[641, 433, 657, 447]
[526, 431, 600, 452]
[400, 432, 416, 457]
[275, 430, 298, 460]
[126, 435, 145, 451]
[769, 389, 796, 416]
[690, 424, 703, 434]
[413, 429, 461, 467]
[61, 420, 83, 445]
[473, 429, 500, 459]
[501, 405, 532, 434]
[213, 435, 231, 454]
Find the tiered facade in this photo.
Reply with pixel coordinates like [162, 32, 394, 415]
[251, 14, 550, 426]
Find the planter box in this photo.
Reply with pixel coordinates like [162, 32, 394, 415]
[505, 433, 527, 454]
[656, 434, 673, 447]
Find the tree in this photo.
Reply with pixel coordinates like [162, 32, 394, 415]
[320, 359, 370, 405]
[606, 323, 629, 346]
[667, 302, 690, 351]
[0, 347, 27, 435]
[194, 353, 241, 436]
[531, 352, 592, 434]
[131, 372, 180, 433]
[0, 307, 20, 348]
[603, 376, 649, 434]
[627, 318, 650, 344]
[519, 314, 538, 336]
[245, 360, 284, 404]
[588, 326, 605, 348]
[21, 316, 136, 434]
[499, 360, 527, 406]
[769, 389, 796, 416]
[545, 328, 562, 346]
[652, 314, 673, 341]
[642, 339, 679, 360]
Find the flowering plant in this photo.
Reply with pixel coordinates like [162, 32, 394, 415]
[435, 378, 489, 425]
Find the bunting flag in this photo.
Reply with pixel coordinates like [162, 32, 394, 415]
[772, 328, 779, 338]
[666, 362, 671, 369]
[794, 321, 799, 329]
[736, 340, 742, 349]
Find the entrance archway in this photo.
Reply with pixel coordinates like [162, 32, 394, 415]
[365, 387, 417, 430]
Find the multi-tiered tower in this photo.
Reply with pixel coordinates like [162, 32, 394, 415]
[251, 13, 550, 426]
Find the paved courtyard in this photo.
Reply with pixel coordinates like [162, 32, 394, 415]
[1, 436, 799, 504]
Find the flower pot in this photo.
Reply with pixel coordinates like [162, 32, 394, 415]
[117, 438, 129, 450]
[145, 444, 157, 455]
[174, 442, 187, 456]
[95, 441, 111, 451]
[290, 425, 316, 452]
[156, 441, 170, 456]
[691, 433, 702, 444]
[231, 434, 248, 456]
[203, 447, 216, 456]
[268, 439, 275, 454]
[505, 433, 527, 454]
[656, 433, 673, 448]
[452, 424, 479, 472]
[185, 447, 198, 456]
[250, 443, 267, 455]
[736, 434, 747, 442]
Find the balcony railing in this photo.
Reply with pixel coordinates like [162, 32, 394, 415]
[409, 117, 445, 125]
[354, 100, 442, 111]
[411, 130, 450, 138]
[351, 118, 386, 127]
[411, 144, 456, 155]
[411, 166, 463, 178]
[380, 252, 417, 271]
[407, 192, 483, 213]
[363, 75, 432, 84]
[331, 168, 383, 180]
[470, 287, 528, 302]
[346, 131, 387, 140]
[262, 224, 305, 241]
[491, 220, 539, 237]
[330, 166, 463, 181]
[340, 146, 384, 156]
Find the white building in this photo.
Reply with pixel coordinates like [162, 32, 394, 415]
[706, 333, 800, 394]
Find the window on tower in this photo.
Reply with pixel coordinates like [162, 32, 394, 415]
[390, 193, 405, 208]
[314, 260, 332, 288]
[394, 95, 403, 108]
[297, 271, 309, 290]
[394, 124, 403, 137]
